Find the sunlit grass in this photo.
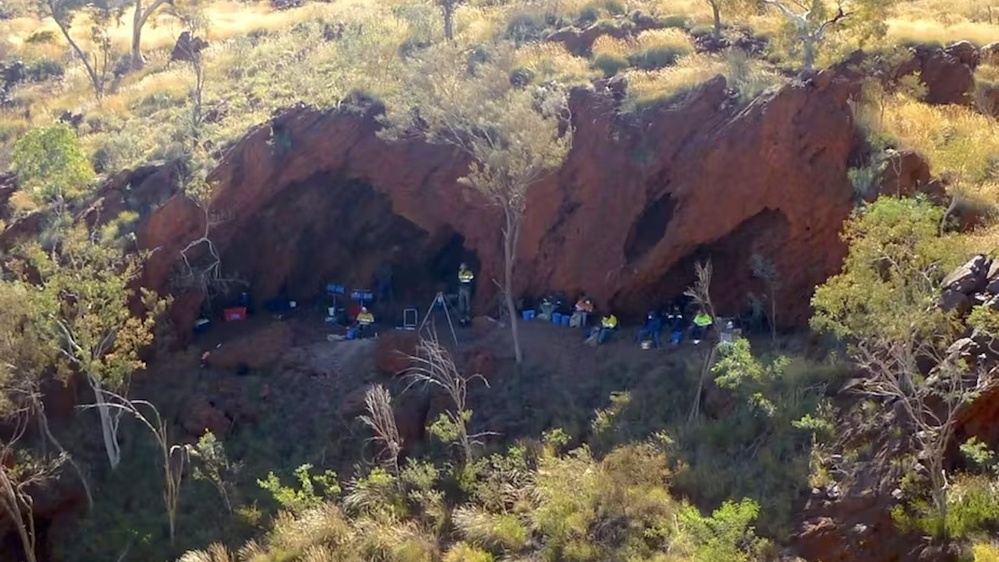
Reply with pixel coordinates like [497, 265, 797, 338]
[515, 42, 599, 85]
[623, 51, 782, 110]
[877, 95, 999, 199]
[887, 18, 999, 47]
[1, 0, 341, 57]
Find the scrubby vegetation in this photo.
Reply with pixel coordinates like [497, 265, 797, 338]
[3, 0, 999, 560]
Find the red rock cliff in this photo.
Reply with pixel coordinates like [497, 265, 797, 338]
[133, 71, 856, 334]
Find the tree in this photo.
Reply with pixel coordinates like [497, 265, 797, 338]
[763, 0, 896, 70]
[685, 259, 718, 424]
[811, 196, 988, 531]
[749, 253, 781, 346]
[388, 43, 573, 364]
[11, 124, 95, 204]
[436, 0, 464, 42]
[703, 0, 755, 42]
[83, 389, 190, 544]
[24, 221, 168, 471]
[0, 282, 65, 562]
[37, 0, 121, 99]
[129, 0, 173, 70]
[190, 431, 239, 514]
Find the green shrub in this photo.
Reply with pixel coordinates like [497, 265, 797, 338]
[506, 11, 548, 45]
[603, 0, 627, 16]
[592, 53, 629, 77]
[444, 543, 495, 562]
[629, 45, 688, 70]
[577, 5, 600, 25]
[91, 129, 147, 174]
[678, 499, 766, 562]
[660, 14, 690, 30]
[453, 508, 529, 552]
[25, 30, 57, 44]
[25, 58, 64, 81]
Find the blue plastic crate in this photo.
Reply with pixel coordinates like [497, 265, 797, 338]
[560, 315, 570, 326]
[522, 310, 536, 320]
[552, 312, 563, 324]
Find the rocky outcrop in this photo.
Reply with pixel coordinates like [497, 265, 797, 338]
[170, 31, 208, 63]
[834, 42, 979, 107]
[125, 72, 859, 340]
[797, 254, 999, 562]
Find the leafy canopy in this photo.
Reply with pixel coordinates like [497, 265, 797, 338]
[385, 42, 571, 214]
[811, 196, 962, 344]
[12, 124, 95, 202]
[23, 220, 164, 389]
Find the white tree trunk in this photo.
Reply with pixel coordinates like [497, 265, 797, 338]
[504, 208, 523, 364]
[89, 376, 122, 470]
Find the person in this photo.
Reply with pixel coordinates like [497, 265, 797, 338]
[375, 263, 394, 303]
[637, 310, 663, 348]
[666, 306, 685, 345]
[356, 306, 375, 338]
[598, 311, 618, 344]
[691, 309, 713, 344]
[538, 294, 556, 321]
[457, 263, 474, 323]
[570, 293, 594, 328]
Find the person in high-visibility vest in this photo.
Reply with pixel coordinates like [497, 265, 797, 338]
[457, 263, 475, 323]
[691, 309, 713, 344]
[598, 312, 618, 344]
[356, 306, 375, 338]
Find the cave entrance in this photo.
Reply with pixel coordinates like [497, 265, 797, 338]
[217, 175, 480, 313]
[614, 208, 790, 320]
[425, 229, 481, 292]
[624, 194, 676, 263]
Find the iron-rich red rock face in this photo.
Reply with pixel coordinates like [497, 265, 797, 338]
[133, 71, 857, 337]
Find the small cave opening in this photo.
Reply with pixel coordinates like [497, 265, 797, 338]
[624, 194, 676, 263]
[426, 229, 480, 291]
[615, 208, 790, 319]
[215, 174, 479, 312]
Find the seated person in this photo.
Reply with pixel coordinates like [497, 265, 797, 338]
[691, 309, 713, 344]
[637, 310, 663, 348]
[356, 306, 375, 338]
[666, 306, 686, 345]
[598, 312, 618, 344]
[538, 295, 556, 321]
[570, 293, 595, 328]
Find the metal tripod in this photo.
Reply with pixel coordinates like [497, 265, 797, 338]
[419, 291, 459, 346]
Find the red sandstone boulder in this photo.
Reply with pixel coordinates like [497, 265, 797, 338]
[205, 322, 292, 370]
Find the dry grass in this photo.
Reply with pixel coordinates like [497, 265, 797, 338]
[593, 28, 694, 58]
[887, 0, 999, 46]
[0, 0, 993, 187]
[623, 54, 727, 107]
[515, 43, 599, 86]
[1, 0, 335, 56]
[623, 51, 782, 110]
[876, 95, 999, 200]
